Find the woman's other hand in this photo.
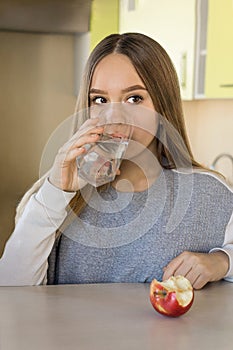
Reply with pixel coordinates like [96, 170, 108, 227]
[162, 251, 229, 289]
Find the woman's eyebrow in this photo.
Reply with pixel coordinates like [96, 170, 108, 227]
[89, 85, 147, 94]
[122, 85, 147, 93]
[89, 88, 106, 94]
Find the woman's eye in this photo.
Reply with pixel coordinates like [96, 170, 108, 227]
[91, 96, 107, 104]
[127, 95, 143, 104]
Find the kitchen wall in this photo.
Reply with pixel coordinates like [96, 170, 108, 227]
[0, 32, 76, 255]
[183, 99, 233, 183]
[0, 0, 120, 256]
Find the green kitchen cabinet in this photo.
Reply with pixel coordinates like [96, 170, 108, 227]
[90, 0, 119, 51]
[204, 0, 233, 98]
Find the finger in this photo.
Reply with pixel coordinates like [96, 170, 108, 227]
[61, 132, 102, 155]
[192, 274, 208, 290]
[162, 255, 184, 281]
[79, 121, 104, 136]
[69, 125, 104, 145]
[70, 132, 103, 151]
[173, 264, 193, 278]
[182, 268, 200, 286]
[60, 146, 86, 163]
[61, 129, 106, 162]
[184, 264, 210, 289]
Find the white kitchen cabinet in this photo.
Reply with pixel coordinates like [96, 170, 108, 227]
[119, 0, 196, 100]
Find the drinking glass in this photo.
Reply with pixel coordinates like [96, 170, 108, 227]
[76, 103, 134, 187]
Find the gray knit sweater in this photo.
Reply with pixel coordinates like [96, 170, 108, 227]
[47, 170, 233, 284]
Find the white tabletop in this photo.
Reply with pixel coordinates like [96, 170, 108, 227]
[0, 281, 233, 350]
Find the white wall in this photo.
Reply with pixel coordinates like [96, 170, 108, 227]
[183, 99, 233, 184]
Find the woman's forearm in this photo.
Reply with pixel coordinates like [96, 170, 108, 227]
[0, 179, 76, 286]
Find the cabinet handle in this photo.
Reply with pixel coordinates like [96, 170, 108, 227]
[219, 84, 233, 87]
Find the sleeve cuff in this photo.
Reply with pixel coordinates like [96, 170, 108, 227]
[209, 246, 233, 279]
[35, 178, 76, 212]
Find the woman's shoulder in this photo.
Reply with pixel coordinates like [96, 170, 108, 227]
[171, 168, 233, 196]
[193, 169, 232, 192]
[168, 169, 233, 219]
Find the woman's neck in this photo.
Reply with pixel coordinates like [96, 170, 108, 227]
[111, 148, 162, 192]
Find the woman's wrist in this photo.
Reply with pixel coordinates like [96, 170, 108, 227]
[210, 251, 229, 279]
[35, 178, 76, 211]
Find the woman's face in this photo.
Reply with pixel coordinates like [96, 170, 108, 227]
[89, 53, 157, 152]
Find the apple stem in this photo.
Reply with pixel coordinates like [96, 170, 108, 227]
[154, 290, 167, 297]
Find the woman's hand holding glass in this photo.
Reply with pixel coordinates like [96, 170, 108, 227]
[49, 118, 104, 192]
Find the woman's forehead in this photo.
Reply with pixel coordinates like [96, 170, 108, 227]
[90, 53, 144, 91]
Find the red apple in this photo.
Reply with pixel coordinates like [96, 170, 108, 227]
[150, 275, 194, 317]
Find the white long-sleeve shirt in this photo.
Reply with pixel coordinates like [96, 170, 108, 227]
[0, 179, 76, 285]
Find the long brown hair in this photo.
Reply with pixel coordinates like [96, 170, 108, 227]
[66, 32, 203, 219]
[16, 32, 202, 224]
[74, 32, 200, 164]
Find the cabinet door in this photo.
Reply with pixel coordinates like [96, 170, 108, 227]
[119, 0, 196, 100]
[205, 0, 233, 98]
[90, 0, 119, 50]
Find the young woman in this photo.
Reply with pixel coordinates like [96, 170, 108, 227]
[0, 33, 232, 289]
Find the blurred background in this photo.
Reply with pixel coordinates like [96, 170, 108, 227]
[0, 0, 233, 255]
